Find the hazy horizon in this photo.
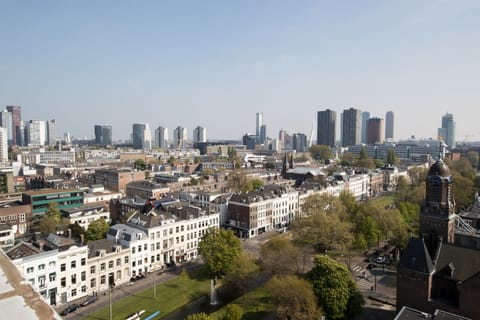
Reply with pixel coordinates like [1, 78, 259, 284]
[1, 1, 479, 142]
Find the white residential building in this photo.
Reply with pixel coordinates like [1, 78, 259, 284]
[57, 243, 89, 305]
[0, 127, 8, 162]
[61, 205, 111, 231]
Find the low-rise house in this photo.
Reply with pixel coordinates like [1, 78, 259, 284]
[61, 204, 110, 231]
[125, 180, 169, 200]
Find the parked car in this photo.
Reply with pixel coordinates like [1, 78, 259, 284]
[60, 303, 79, 316]
[80, 295, 97, 307]
[375, 256, 386, 264]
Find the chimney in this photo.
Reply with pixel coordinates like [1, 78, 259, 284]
[80, 234, 84, 245]
[67, 228, 72, 238]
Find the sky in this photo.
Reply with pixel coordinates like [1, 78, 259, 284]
[1, 0, 479, 142]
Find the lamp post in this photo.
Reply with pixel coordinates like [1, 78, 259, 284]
[109, 285, 112, 320]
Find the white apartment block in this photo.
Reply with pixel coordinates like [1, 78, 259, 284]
[57, 244, 89, 305]
[346, 174, 370, 201]
[62, 205, 111, 231]
[87, 239, 130, 295]
[0, 127, 8, 162]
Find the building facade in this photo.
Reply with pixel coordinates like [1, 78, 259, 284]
[385, 111, 394, 140]
[366, 117, 384, 145]
[342, 108, 362, 147]
[193, 126, 206, 143]
[317, 109, 336, 147]
[132, 123, 152, 150]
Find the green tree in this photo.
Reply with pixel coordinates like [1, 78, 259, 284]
[223, 252, 260, 295]
[198, 228, 242, 277]
[292, 194, 353, 251]
[38, 216, 57, 236]
[466, 151, 479, 169]
[190, 177, 199, 186]
[69, 222, 85, 238]
[46, 202, 61, 224]
[251, 179, 264, 190]
[222, 304, 243, 320]
[267, 275, 322, 320]
[185, 313, 211, 320]
[134, 159, 146, 170]
[309, 255, 363, 320]
[167, 156, 176, 164]
[260, 237, 300, 276]
[386, 149, 397, 165]
[85, 219, 109, 242]
[309, 145, 333, 161]
[359, 146, 368, 160]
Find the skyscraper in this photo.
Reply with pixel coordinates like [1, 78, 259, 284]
[317, 109, 337, 147]
[342, 108, 362, 147]
[6, 106, 21, 146]
[361, 111, 370, 143]
[256, 112, 263, 144]
[174, 126, 187, 149]
[26, 120, 46, 146]
[366, 117, 384, 145]
[260, 124, 267, 145]
[154, 126, 168, 149]
[46, 119, 56, 146]
[132, 123, 152, 150]
[292, 133, 308, 152]
[0, 127, 7, 162]
[94, 125, 103, 144]
[102, 125, 112, 145]
[193, 126, 207, 143]
[439, 113, 455, 147]
[385, 111, 394, 140]
[0, 110, 12, 145]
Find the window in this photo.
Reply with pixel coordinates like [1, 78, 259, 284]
[181, 225, 184, 232]
[176, 226, 179, 233]
[108, 261, 114, 269]
[71, 289, 77, 297]
[60, 264, 66, 272]
[138, 245, 142, 252]
[144, 244, 147, 251]
[169, 228, 173, 235]
[132, 261, 136, 267]
[71, 274, 77, 284]
[90, 278, 96, 288]
[100, 263, 106, 271]
[38, 276, 46, 288]
[156, 242, 160, 250]
[132, 247, 136, 254]
[90, 266, 96, 274]
[81, 258, 86, 266]
[156, 231, 160, 238]
[151, 256, 154, 263]
[29, 278, 34, 286]
[124, 256, 129, 264]
[116, 270, 121, 280]
[71, 261, 76, 268]
[61, 277, 66, 287]
[116, 258, 121, 267]
[151, 244, 155, 251]
[163, 230, 167, 236]
[38, 264, 45, 270]
[156, 254, 160, 261]
[49, 261, 55, 267]
[100, 275, 106, 285]
[27, 267, 34, 274]
[81, 285, 87, 293]
[49, 273, 56, 282]
[81, 271, 86, 281]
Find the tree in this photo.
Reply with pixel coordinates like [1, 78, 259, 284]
[38, 216, 57, 236]
[198, 228, 242, 277]
[185, 313, 211, 320]
[359, 146, 368, 160]
[222, 304, 243, 320]
[309, 145, 333, 161]
[260, 237, 300, 276]
[292, 194, 353, 251]
[167, 156, 176, 164]
[85, 219, 109, 242]
[46, 203, 61, 224]
[466, 151, 479, 169]
[69, 222, 85, 238]
[309, 255, 363, 320]
[386, 149, 397, 165]
[134, 159, 146, 170]
[223, 252, 260, 295]
[267, 275, 322, 320]
[250, 179, 264, 190]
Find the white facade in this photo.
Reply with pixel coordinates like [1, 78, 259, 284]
[193, 126, 206, 143]
[154, 126, 169, 149]
[0, 127, 8, 162]
[173, 126, 188, 149]
[0, 225, 14, 247]
[27, 120, 46, 146]
[64, 208, 110, 231]
[57, 245, 89, 305]
[346, 174, 369, 200]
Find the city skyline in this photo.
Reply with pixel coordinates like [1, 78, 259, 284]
[1, 1, 479, 142]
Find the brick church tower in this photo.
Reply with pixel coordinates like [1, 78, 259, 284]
[419, 159, 456, 257]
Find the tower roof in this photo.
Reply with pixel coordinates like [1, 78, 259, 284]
[428, 159, 450, 177]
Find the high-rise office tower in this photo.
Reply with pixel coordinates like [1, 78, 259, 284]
[260, 124, 267, 145]
[0, 110, 12, 145]
[102, 125, 112, 145]
[193, 126, 207, 143]
[26, 120, 46, 146]
[292, 133, 308, 152]
[0, 127, 7, 162]
[174, 126, 188, 149]
[278, 129, 287, 149]
[256, 112, 263, 144]
[366, 117, 384, 145]
[6, 106, 21, 146]
[94, 125, 103, 144]
[46, 119, 56, 146]
[132, 123, 152, 150]
[361, 111, 370, 143]
[342, 108, 362, 147]
[439, 113, 455, 147]
[385, 111, 394, 140]
[317, 109, 337, 147]
[154, 127, 168, 149]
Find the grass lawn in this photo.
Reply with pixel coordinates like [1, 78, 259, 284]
[83, 270, 210, 320]
[210, 285, 274, 320]
[369, 195, 395, 208]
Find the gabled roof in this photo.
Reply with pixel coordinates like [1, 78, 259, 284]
[399, 237, 434, 274]
[5, 242, 40, 260]
[434, 242, 480, 282]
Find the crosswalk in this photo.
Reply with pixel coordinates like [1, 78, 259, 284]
[351, 265, 365, 273]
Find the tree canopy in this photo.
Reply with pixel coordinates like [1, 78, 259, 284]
[198, 228, 242, 277]
[309, 255, 363, 320]
[85, 219, 109, 242]
[223, 252, 260, 295]
[221, 304, 243, 320]
[185, 312, 212, 320]
[309, 145, 333, 161]
[267, 275, 322, 320]
[260, 237, 300, 276]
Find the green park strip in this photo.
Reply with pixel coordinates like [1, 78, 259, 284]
[210, 285, 274, 320]
[82, 271, 210, 320]
[369, 195, 395, 207]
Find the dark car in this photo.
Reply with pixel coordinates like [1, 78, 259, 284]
[60, 303, 79, 316]
[80, 295, 97, 307]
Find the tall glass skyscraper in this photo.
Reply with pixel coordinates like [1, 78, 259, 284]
[385, 111, 394, 140]
[342, 108, 362, 147]
[439, 113, 455, 147]
[317, 109, 336, 147]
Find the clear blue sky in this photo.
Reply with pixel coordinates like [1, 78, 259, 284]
[1, 0, 479, 142]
